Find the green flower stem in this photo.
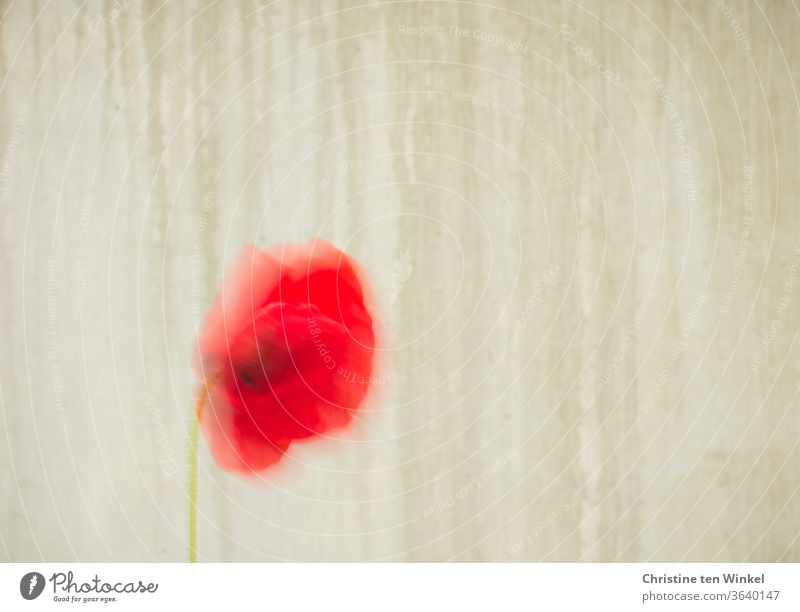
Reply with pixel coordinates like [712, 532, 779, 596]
[188, 377, 214, 563]
[188, 404, 200, 563]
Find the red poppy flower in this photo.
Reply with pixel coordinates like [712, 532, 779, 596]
[193, 239, 377, 473]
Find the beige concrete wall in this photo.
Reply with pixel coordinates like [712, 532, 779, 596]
[0, 0, 798, 561]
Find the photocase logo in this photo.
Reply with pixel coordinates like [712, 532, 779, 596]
[20, 572, 45, 600]
[16, 571, 158, 604]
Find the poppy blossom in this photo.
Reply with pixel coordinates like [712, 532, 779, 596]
[193, 239, 377, 473]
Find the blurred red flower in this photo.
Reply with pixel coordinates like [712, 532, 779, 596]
[193, 239, 377, 473]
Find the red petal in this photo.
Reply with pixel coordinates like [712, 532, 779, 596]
[201, 382, 290, 473]
[194, 239, 377, 474]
